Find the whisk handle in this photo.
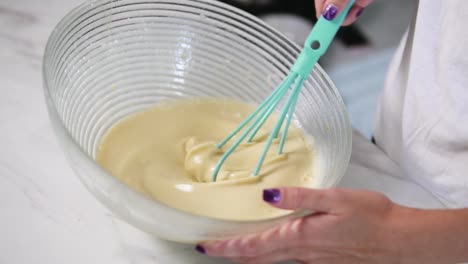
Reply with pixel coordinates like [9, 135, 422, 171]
[291, 0, 355, 78]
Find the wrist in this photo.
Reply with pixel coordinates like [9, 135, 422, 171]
[388, 207, 468, 264]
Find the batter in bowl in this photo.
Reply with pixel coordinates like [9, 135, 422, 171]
[96, 98, 316, 221]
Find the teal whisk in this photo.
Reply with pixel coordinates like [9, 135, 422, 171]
[212, 1, 355, 182]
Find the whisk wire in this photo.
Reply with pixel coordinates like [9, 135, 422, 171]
[278, 77, 305, 154]
[212, 74, 297, 181]
[252, 77, 305, 176]
[247, 74, 297, 142]
[216, 75, 292, 149]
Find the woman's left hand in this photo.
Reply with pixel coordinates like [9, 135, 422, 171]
[196, 187, 411, 264]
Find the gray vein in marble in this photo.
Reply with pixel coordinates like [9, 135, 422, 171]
[0, 6, 38, 25]
[0, 32, 42, 65]
[0, 158, 96, 235]
[0, 163, 68, 230]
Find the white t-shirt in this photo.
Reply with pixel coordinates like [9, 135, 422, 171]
[374, 0, 468, 208]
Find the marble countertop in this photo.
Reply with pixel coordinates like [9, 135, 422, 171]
[0, 1, 444, 263]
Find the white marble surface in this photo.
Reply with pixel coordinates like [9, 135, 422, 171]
[0, 1, 444, 264]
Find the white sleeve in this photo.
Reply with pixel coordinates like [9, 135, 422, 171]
[374, 0, 468, 208]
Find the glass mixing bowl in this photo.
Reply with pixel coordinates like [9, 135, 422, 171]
[43, 0, 352, 243]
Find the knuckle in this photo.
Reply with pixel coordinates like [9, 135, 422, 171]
[375, 193, 393, 209]
[290, 217, 307, 241]
[241, 238, 259, 257]
[278, 221, 293, 239]
[326, 188, 345, 204]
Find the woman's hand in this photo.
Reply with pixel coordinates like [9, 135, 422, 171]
[316, 0, 374, 25]
[195, 187, 465, 264]
[197, 187, 407, 264]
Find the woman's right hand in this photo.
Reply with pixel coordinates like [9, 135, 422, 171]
[315, 0, 374, 25]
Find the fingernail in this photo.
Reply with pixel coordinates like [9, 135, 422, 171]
[356, 8, 365, 17]
[263, 189, 281, 203]
[195, 244, 206, 254]
[322, 4, 339, 21]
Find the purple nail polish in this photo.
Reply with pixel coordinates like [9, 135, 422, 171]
[263, 189, 281, 203]
[195, 245, 206, 254]
[356, 8, 365, 17]
[322, 4, 339, 21]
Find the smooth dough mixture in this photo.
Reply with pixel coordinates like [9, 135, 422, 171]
[96, 98, 316, 221]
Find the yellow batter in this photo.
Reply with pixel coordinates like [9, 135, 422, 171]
[96, 98, 315, 221]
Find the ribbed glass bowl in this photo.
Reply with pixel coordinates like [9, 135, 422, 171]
[43, 0, 352, 243]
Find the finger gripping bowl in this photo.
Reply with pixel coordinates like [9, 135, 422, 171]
[43, 0, 352, 243]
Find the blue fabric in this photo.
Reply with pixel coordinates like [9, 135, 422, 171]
[327, 48, 395, 139]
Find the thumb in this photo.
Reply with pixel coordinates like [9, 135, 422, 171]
[262, 187, 337, 212]
[319, 0, 353, 21]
